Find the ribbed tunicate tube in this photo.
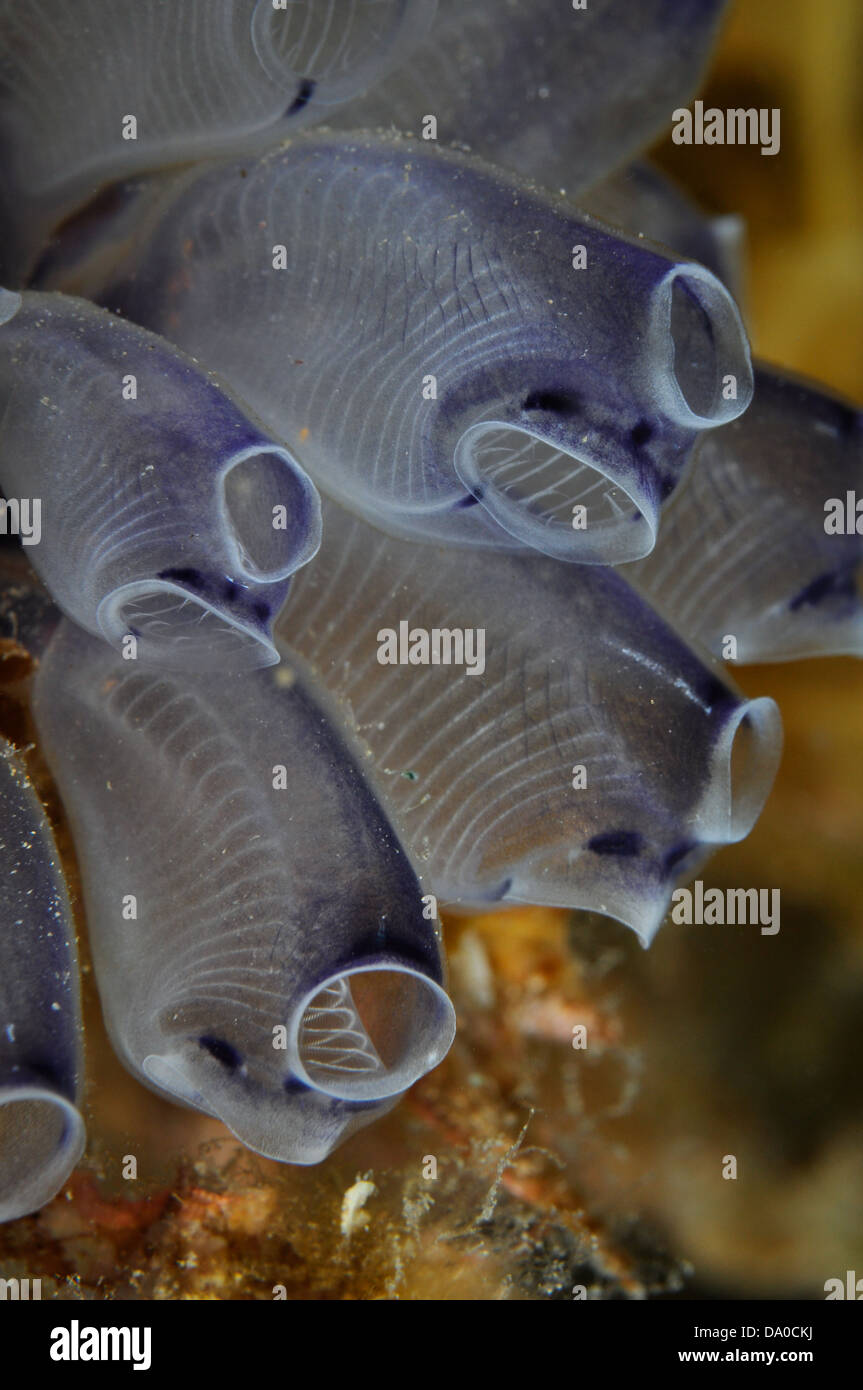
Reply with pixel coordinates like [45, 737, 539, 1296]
[32, 619, 456, 1164]
[0, 0, 437, 281]
[68, 131, 753, 565]
[274, 498, 783, 945]
[331, 0, 728, 199]
[628, 363, 863, 663]
[0, 288, 321, 670]
[0, 739, 85, 1222]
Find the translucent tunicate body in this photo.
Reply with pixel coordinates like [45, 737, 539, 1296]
[53, 132, 754, 565]
[275, 498, 783, 943]
[0, 289, 321, 669]
[33, 620, 455, 1164]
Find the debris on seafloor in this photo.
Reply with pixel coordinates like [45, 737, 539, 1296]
[340, 1179, 377, 1239]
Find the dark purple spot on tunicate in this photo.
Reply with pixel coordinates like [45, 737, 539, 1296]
[587, 830, 642, 857]
[283, 1075, 309, 1095]
[630, 420, 653, 448]
[286, 78, 316, 116]
[522, 388, 582, 415]
[158, 566, 202, 588]
[199, 1035, 242, 1070]
[789, 568, 858, 612]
